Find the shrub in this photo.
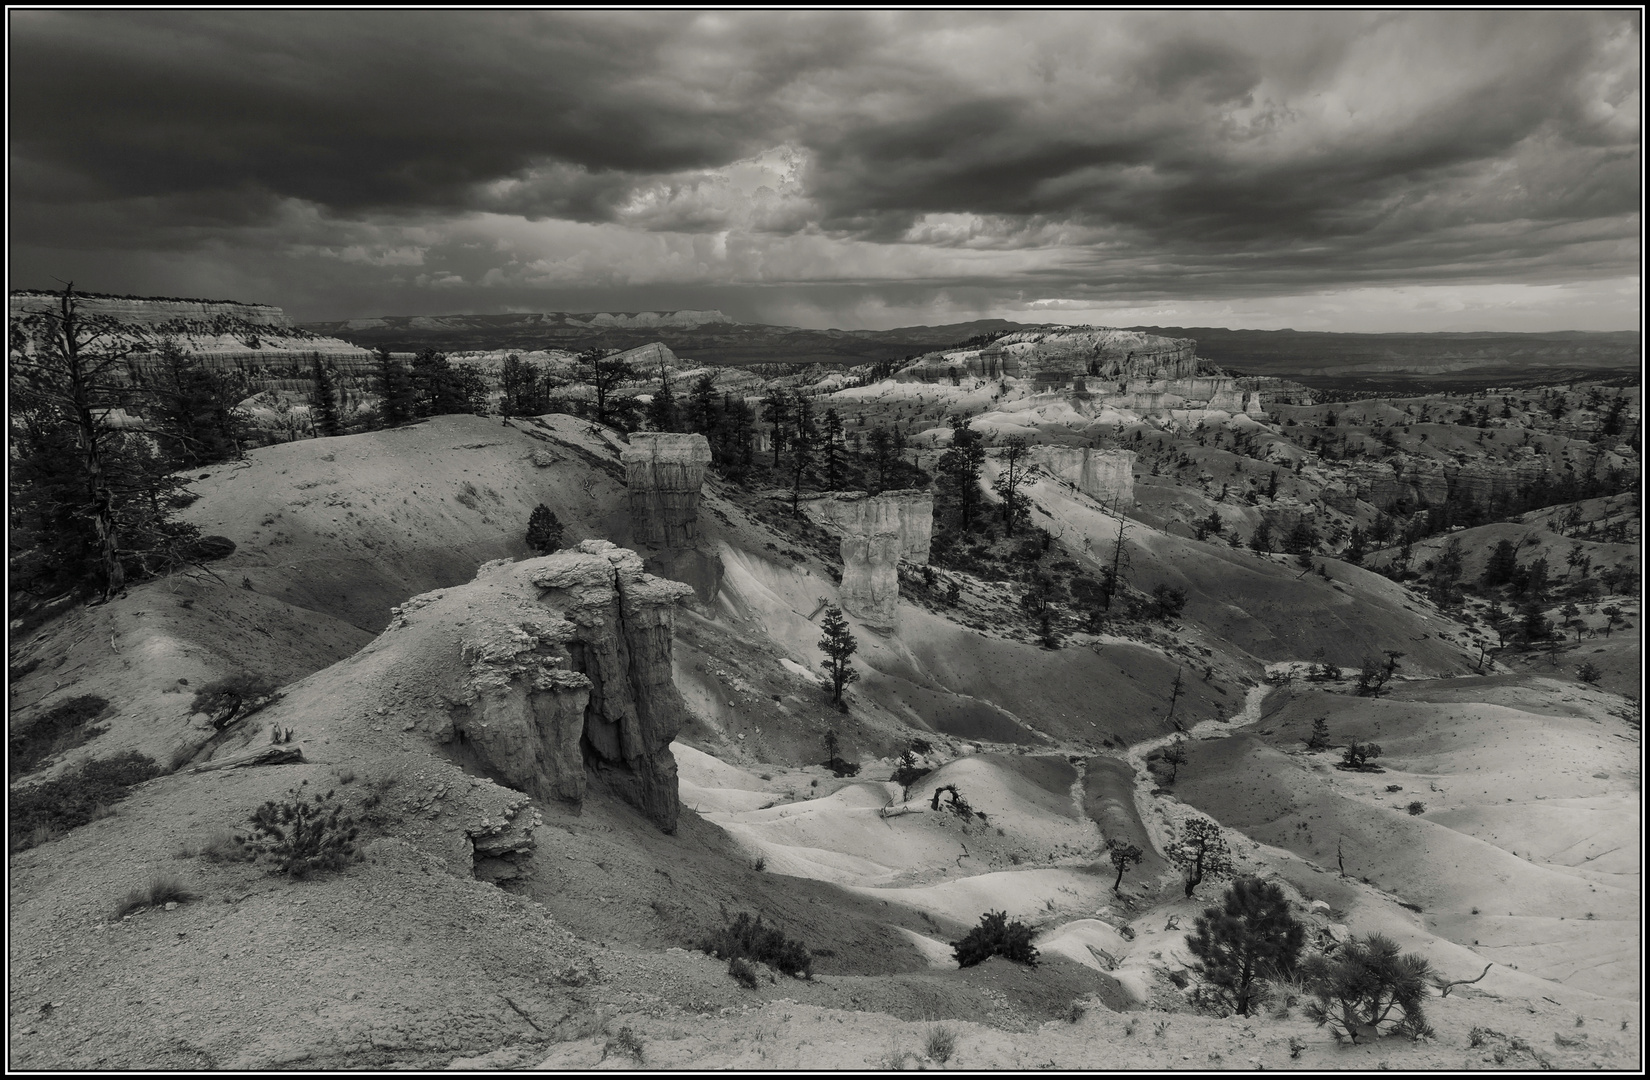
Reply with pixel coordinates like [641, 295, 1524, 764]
[1340, 742, 1382, 769]
[1406, 801, 1425, 816]
[113, 872, 195, 920]
[952, 910, 1039, 968]
[699, 911, 813, 979]
[1302, 933, 1435, 1042]
[1306, 717, 1330, 751]
[1185, 876, 1305, 1016]
[605, 1026, 644, 1063]
[9, 752, 161, 851]
[924, 1026, 956, 1064]
[1577, 662, 1603, 685]
[728, 956, 760, 989]
[890, 751, 930, 796]
[8, 694, 110, 778]
[248, 789, 362, 879]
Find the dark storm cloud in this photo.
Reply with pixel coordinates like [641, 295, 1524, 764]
[8, 10, 1640, 325]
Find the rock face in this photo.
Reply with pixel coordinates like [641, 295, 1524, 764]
[622, 433, 713, 548]
[1339, 455, 1564, 512]
[1028, 447, 1137, 512]
[452, 542, 693, 833]
[800, 490, 935, 628]
[904, 327, 1197, 385]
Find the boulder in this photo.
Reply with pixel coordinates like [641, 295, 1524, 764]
[621, 433, 713, 548]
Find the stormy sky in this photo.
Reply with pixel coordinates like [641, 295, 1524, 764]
[9, 10, 1641, 331]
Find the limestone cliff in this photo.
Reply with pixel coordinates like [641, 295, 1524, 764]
[1028, 447, 1137, 512]
[903, 327, 1197, 385]
[800, 490, 935, 628]
[622, 433, 714, 549]
[449, 541, 694, 832]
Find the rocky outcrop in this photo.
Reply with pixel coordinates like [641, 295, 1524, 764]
[622, 433, 713, 549]
[1028, 447, 1137, 512]
[800, 490, 935, 628]
[452, 541, 694, 832]
[1336, 454, 1574, 512]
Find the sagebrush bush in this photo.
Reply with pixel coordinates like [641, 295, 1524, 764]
[248, 789, 362, 879]
[113, 872, 195, 919]
[9, 752, 161, 851]
[728, 955, 760, 989]
[699, 911, 813, 979]
[952, 910, 1039, 968]
[925, 1026, 956, 1064]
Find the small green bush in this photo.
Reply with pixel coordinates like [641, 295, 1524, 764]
[248, 789, 361, 879]
[699, 911, 813, 979]
[9, 752, 161, 850]
[9, 694, 110, 778]
[952, 910, 1039, 968]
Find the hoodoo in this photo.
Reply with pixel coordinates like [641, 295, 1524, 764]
[621, 432, 713, 548]
[801, 490, 934, 628]
[1029, 447, 1137, 512]
[452, 542, 694, 833]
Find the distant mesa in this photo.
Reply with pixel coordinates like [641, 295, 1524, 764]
[899, 325, 1274, 419]
[305, 309, 739, 336]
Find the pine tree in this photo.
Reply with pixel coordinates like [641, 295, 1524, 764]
[142, 337, 248, 466]
[818, 604, 859, 706]
[790, 392, 815, 513]
[1107, 838, 1144, 891]
[9, 285, 200, 601]
[526, 504, 564, 554]
[868, 426, 894, 491]
[309, 353, 342, 437]
[646, 363, 678, 432]
[1186, 876, 1306, 1016]
[937, 418, 986, 530]
[1307, 717, 1330, 750]
[499, 353, 541, 417]
[574, 347, 637, 429]
[993, 435, 1032, 535]
[761, 388, 789, 469]
[822, 408, 845, 490]
[1172, 816, 1232, 898]
[375, 348, 413, 427]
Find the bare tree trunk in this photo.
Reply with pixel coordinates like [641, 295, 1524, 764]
[54, 289, 124, 600]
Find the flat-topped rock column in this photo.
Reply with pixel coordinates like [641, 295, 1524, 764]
[621, 433, 713, 548]
[800, 490, 935, 628]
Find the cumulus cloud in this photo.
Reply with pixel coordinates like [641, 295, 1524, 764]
[8, 10, 1640, 329]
